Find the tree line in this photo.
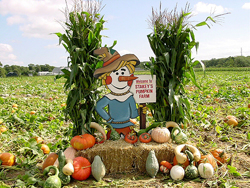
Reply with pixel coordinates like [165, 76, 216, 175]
[0, 62, 55, 77]
[197, 56, 250, 68]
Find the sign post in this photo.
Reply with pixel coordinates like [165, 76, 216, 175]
[130, 75, 156, 129]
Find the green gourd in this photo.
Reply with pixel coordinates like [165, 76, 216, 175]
[43, 166, 61, 188]
[171, 126, 188, 144]
[58, 150, 70, 185]
[108, 125, 120, 141]
[146, 150, 159, 178]
[91, 155, 106, 181]
[185, 150, 199, 179]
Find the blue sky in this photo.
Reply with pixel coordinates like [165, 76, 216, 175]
[0, 0, 249, 67]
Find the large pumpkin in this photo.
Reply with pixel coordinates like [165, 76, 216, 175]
[70, 134, 95, 150]
[72, 157, 91, 180]
[0, 153, 15, 166]
[151, 127, 170, 143]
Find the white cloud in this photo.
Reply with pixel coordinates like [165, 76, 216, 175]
[0, 0, 66, 39]
[194, 38, 250, 61]
[7, 15, 26, 25]
[0, 43, 24, 65]
[193, 2, 229, 14]
[242, 3, 250, 9]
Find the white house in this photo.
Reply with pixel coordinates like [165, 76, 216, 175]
[37, 71, 51, 76]
[52, 67, 69, 75]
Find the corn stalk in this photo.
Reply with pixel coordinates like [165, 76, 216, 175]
[146, 3, 227, 124]
[55, 0, 105, 136]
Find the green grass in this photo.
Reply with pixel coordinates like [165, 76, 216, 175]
[1, 71, 250, 187]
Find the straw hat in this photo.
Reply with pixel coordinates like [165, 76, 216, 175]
[93, 47, 140, 78]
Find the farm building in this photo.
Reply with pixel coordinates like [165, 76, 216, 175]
[52, 67, 69, 75]
[37, 71, 53, 76]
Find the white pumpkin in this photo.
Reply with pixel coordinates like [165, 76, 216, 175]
[170, 165, 185, 180]
[198, 163, 214, 178]
[151, 127, 170, 143]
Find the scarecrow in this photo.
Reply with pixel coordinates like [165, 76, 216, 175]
[94, 47, 140, 138]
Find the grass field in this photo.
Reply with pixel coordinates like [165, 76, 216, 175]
[1, 70, 250, 187]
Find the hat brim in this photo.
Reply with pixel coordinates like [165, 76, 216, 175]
[94, 54, 140, 78]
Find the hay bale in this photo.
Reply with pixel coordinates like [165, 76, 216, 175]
[76, 139, 175, 174]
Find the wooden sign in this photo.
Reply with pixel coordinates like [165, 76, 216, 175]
[130, 75, 156, 103]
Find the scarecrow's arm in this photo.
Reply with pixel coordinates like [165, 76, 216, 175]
[129, 96, 139, 119]
[95, 96, 113, 123]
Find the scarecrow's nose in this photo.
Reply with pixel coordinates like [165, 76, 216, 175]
[118, 75, 138, 82]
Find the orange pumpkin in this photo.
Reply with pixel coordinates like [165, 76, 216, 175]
[70, 134, 95, 150]
[72, 157, 91, 180]
[41, 144, 50, 154]
[197, 148, 217, 170]
[0, 126, 7, 133]
[210, 149, 229, 166]
[0, 153, 15, 166]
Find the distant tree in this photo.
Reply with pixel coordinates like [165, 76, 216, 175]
[0, 67, 6, 77]
[0, 61, 2, 67]
[28, 64, 35, 71]
[35, 65, 41, 72]
[4, 65, 12, 73]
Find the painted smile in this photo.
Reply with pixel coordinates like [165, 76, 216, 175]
[111, 84, 128, 90]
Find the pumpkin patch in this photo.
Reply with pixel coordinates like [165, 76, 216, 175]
[0, 2, 249, 186]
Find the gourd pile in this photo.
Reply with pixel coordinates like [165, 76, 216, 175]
[41, 146, 106, 188]
[38, 121, 230, 186]
[146, 144, 229, 181]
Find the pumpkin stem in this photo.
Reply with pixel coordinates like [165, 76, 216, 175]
[219, 151, 225, 158]
[81, 165, 91, 169]
[198, 147, 208, 155]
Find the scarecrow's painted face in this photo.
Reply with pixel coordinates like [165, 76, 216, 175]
[109, 66, 130, 89]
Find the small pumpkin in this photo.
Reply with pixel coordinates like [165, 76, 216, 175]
[151, 127, 170, 143]
[0, 153, 15, 166]
[41, 144, 50, 154]
[170, 165, 185, 181]
[198, 163, 214, 179]
[70, 134, 95, 150]
[0, 126, 7, 133]
[42, 152, 58, 171]
[139, 133, 152, 143]
[124, 132, 138, 144]
[210, 148, 229, 166]
[72, 157, 91, 181]
[146, 150, 159, 178]
[197, 147, 217, 170]
[91, 155, 106, 181]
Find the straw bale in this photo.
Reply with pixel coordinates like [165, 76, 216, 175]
[77, 139, 175, 174]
